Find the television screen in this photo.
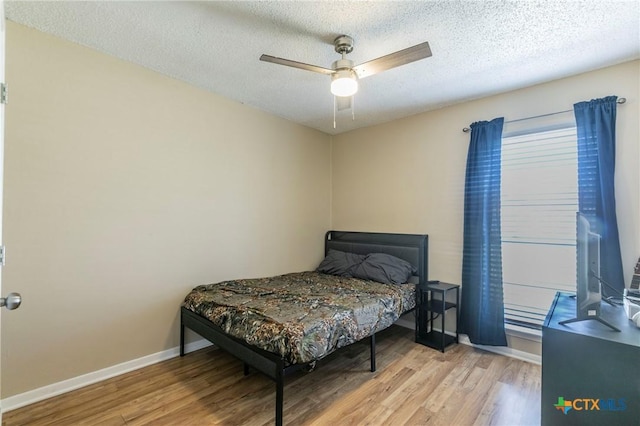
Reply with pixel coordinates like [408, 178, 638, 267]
[576, 212, 602, 319]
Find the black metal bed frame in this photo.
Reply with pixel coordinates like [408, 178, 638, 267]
[180, 230, 428, 426]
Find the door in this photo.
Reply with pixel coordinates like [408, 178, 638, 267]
[0, 1, 18, 422]
[0, 0, 4, 420]
[0, 1, 5, 421]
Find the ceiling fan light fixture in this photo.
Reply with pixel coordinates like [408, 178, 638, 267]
[331, 69, 358, 97]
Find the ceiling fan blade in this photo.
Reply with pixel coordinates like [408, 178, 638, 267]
[336, 96, 352, 111]
[260, 54, 335, 75]
[353, 41, 432, 79]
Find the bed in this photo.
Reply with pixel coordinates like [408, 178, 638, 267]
[180, 231, 428, 425]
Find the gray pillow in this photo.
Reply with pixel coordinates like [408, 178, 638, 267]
[317, 249, 365, 277]
[318, 250, 416, 285]
[353, 253, 416, 284]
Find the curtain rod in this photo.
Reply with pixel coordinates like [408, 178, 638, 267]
[462, 97, 626, 133]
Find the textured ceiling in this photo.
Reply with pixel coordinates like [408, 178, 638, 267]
[6, 1, 640, 135]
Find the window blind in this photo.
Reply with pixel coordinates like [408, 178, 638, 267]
[501, 127, 578, 328]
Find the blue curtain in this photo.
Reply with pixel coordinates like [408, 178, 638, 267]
[574, 96, 624, 296]
[459, 117, 507, 346]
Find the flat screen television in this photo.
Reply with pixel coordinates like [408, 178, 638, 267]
[558, 212, 620, 331]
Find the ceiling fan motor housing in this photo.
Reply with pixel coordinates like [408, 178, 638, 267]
[334, 35, 354, 55]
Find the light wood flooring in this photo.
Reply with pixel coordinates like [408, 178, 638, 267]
[3, 326, 541, 425]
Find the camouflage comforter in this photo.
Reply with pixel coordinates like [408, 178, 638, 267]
[182, 271, 415, 365]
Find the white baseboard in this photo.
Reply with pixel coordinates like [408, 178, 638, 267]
[394, 315, 541, 365]
[458, 335, 541, 365]
[1, 339, 212, 413]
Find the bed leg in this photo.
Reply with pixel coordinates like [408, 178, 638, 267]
[244, 363, 250, 376]
[275, 369, 284, 426]
[180, 316, 185, 357]
[370, 333, 376, 372]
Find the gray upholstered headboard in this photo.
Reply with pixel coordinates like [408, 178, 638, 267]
[324, 231, 428, 285]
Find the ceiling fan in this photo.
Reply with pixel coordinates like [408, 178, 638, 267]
[259, 35, 432, 112]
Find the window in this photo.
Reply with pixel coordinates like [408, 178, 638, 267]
[501, 127, 578, 328]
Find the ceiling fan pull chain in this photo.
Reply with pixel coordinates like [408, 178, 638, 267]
[333, 96, 337, 129]
[352, 96, 355, 121]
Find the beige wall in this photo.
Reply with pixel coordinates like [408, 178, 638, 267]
[1, 22, 331, 397]
[332, 60, 640, 354]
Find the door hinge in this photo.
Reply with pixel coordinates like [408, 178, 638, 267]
[1, 83, 7, 104]
[0, 245, 6, 266]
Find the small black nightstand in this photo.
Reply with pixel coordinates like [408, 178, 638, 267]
[415, 281, 460, 352]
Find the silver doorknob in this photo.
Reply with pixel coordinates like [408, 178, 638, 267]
[0, 292, 21, 310]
